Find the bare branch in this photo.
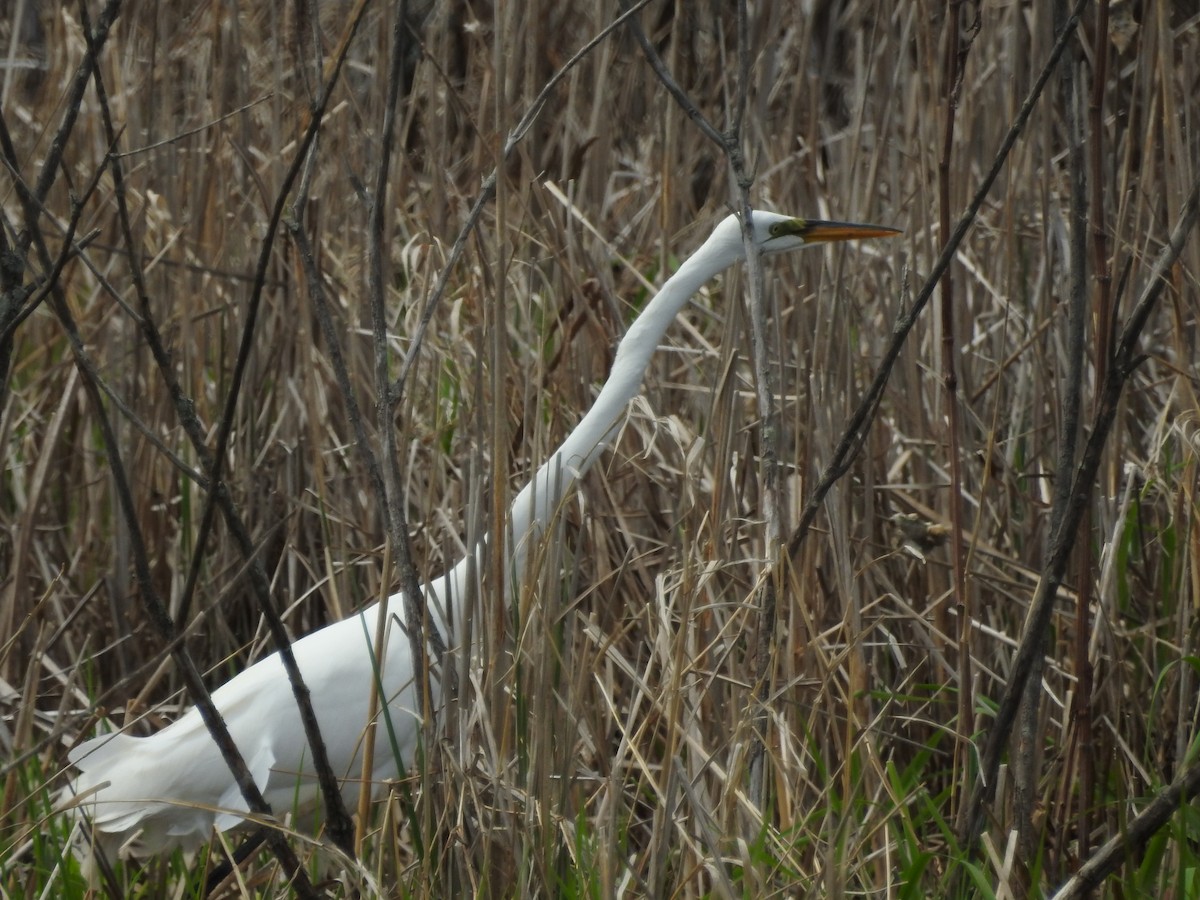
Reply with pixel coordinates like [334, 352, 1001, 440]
[391, 0, 653, 400]
[961, 173, 1200, 850]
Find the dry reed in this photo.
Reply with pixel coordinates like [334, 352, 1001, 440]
[2, 2, 1199, 897]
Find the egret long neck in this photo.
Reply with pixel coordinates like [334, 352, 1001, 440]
[505, 236, 739, 583]
[426, 228, 741, 648]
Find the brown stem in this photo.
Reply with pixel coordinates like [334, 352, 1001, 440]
[937, 0, 976, 834]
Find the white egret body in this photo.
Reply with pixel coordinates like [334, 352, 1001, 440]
[68, 211, 897, 860]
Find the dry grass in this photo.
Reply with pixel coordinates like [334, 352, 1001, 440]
[2, 1, 1200, 897]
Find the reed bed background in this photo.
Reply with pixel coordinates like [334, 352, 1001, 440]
[2, 1, 1199, 897]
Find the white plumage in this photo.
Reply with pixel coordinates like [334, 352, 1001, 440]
[70, 602, 430, 859]
[68, 211, 896, 861]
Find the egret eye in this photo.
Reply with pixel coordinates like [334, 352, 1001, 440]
[769, 222, 785, 237]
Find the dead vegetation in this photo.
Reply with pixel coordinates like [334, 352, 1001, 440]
[2, 1, 1200, 897]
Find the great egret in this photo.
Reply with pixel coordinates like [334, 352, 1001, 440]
[68, 210, 898, 861]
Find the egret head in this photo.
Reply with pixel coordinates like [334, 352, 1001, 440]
[750, 211, 901, 255]
[703, 212, 899, 269]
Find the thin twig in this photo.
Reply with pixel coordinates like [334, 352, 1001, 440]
[2, 0, 313, 887]
[960, 173, 1200, 852]
[1050, 752, 1200, 899]
[785, 0, 1090, 563]
[0, 0, 121, 409]
[1052, 0, 1094, 870]
[618, 0, 786, 817]
[0, 169, 204, 483]
[30, 123, 318, 900]
[362, 0, 434, 856]
[391, 0, 653, 400]
[937, 0, 976, 834]
[74, 0, 347, 877]
[616, 0, 726, 152]
[91, 0, 372, 859]
[619, 0, 787, 816]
